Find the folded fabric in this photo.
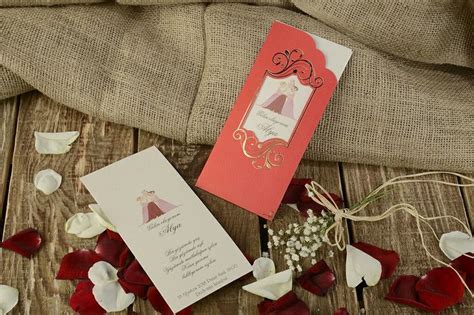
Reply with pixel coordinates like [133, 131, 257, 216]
[1, 1, 473, 171]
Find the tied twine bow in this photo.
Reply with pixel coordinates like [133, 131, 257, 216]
[304, 171, 474, 296]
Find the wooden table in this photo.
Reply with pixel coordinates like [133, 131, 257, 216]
[0, 92, 472, 314]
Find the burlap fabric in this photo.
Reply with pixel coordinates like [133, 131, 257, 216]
[1, 1, 473, 171]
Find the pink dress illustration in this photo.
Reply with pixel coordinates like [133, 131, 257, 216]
[260, 79, 298, 119]
[136, 190, 177, 224]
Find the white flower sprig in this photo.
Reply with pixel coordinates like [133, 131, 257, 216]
[266, 209, 335, 272]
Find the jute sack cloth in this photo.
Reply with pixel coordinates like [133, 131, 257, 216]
[1, 2, 473, 171]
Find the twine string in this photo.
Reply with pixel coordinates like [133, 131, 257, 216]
[304, 171, 474, 296]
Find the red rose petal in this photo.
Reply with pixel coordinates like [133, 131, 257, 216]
[416, 267, 464, 312]
[56, 249, 102, 280]
[257, 291, 310, 315]
[118, 278, 148, 298]
[385, 275, 433, 311]
[352, 242, 399, 279]
[334, 307, 350, 315]
[282, 178, 312, 204]
[118, 259, 152, 286]
[147, 286, 192, 315]
[451, 253, 474, 289]
[95, 231, 130, 268]
[297, 260, 335, 296]
[0, 228, 42, 258]
[69, 280, 105, 315]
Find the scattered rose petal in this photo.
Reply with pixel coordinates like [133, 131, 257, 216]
[88, 261, 118, 285]
[252, 257, 276, 280]
[352, 242, 399, 279]
[105, 230, 123, 242]
[34, 131, 79, 154]
[65, 213, 106, 238]
[282, 178, 312, 204]
[416, 267, 464, 312]
[0, 228, 42, 258]
[34, 169, 62, 195]
[92, 281, 135, 313]
[334, 307, 350, 315]
[118, 259, 152, 286]
[242, 269, 292, 300]
[69, 281, 105, 315]
[88, 204, 117, 232]
[57, 249, 102, 280]
[345, 244, 382, 287]
[451, 253, 474, 288]
[297, 259, 335, 296]
[257, 291, 310, 315]
[0, 284, 19, 314]
[385, 275, 433, 312]
[439, 231, 474, 260]
[118, 278, 147, 298]
[95, 231, 130, 268]
[147, 286, 192, 315]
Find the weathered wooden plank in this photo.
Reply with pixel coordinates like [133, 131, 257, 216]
[134, 131, 261, 315]
[342, 164, 474, 314]
[268, 161, 359, 314]
[0, 97, 18, 223]
[0, 92, 134, 314]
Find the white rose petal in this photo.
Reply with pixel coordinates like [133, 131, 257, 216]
[88, 261, 118, 285]
[34, 169, 62, 195]
[34, 131, 79, 154]
[346, 245, 382, 287]
[0, 285, 19, 314]
[92, 281, 135, 313]
[88, 204, 117, 232]
[439, 231, 474, 260]
[242, 269, 292, 300]
[65, 213, 106, 238]
[252, 257, 276, 280]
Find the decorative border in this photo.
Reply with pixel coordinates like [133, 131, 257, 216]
[234, 49, 323, 170]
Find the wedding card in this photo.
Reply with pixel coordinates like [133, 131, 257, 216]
[197, 21, 352, 220]
[80, 146, 252, 313]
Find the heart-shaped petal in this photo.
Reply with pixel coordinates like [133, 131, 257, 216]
[34, 169, 62, 195]
[69, 281, 105, 315]
[252, 257, 276, 280]
[92, 281, 135, 313]
[57, 250, 102, 280]
[0, 228, 42, 258]
[440, 231, 474, 260]
[88, 261, 118, 285]
[352, 242, 399, 279]
[34, 131, 79, 154]
[415, 267, 464, 312]
[88, 204, 117, 232]
[0, 284, 19, 314]
[118, 259, 152, 286]
[242, 269, 292, 300]
[297, 259, 335, 296]
[65, 213, 106, 238]
[147, 286, 192, 315]
[334, 308, 350, 315]
[117, 279, 148, 298]
[451, 253, 474, 288]
[346, 244, 382, 287]
[257, 291, 310, 315]
[385, 275, 433, 312]
[95, 231, 130, 268]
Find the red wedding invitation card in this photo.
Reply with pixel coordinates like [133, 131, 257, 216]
[197, 21, 352, 220]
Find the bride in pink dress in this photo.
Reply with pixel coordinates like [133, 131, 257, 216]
[259, 79, 298, 119]
[136, 190, 177, 224]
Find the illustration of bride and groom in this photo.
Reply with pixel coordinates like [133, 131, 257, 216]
[258, 78, 300, 119]
[136, 190, 178, 224]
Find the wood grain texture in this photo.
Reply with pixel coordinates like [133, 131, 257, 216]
[0, 92, 134, 314]
[342, 164, 474, 314]
[0, 97, 18, 221]
[134, 131, 261, 314]
[267, 161, 359, 314]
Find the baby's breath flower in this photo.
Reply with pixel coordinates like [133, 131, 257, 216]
[296, 265, 303, 272]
